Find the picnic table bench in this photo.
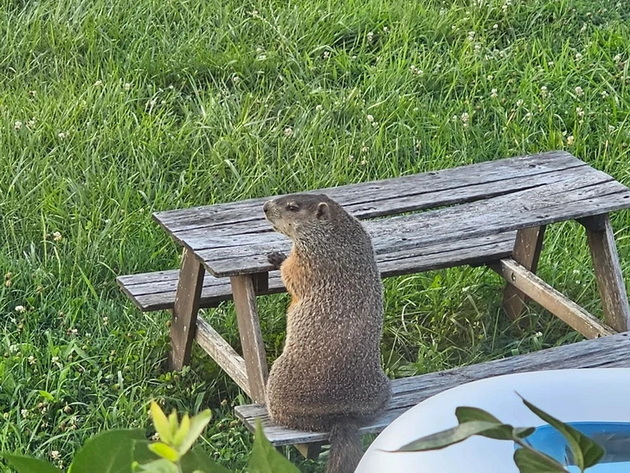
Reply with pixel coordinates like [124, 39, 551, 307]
[117, 150, 630, 457]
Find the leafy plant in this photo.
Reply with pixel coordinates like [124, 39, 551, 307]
[3, 403, 299, 473]
[393, 396, 605, 473]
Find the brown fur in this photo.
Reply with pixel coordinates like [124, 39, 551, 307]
[263, 193, 390, 473]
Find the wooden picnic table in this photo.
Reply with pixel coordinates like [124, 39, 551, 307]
[118, 150, 630, 415]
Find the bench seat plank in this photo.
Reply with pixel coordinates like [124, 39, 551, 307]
[234, 331, 630, 446]
[117, 232, 516, 311]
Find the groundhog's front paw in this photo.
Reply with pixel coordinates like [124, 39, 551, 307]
[267, 251, 287, 268]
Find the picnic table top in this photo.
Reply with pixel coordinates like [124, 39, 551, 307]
[153, 151, 630, 278]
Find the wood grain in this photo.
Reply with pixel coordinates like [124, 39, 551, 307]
[581, 214, 630, 331]
[231, 275, 269, 403]
[168, 249, 205, 370]
[502, 226, 547, 320]
[116, 232, 517, 311]
[154, 151, 582, 233]
[492, 258, 616, 338]
[235, 331, 630, 446]
[195, 317, 250, 397]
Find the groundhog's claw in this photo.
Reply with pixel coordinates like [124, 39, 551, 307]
[267, 251, 287, 268]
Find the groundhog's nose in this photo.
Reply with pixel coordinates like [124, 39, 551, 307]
[263, 201, 270, 214]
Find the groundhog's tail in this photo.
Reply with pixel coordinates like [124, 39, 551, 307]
[327, 420, 363, 473]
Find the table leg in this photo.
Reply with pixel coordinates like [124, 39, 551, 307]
[169, 248, 205, 370]
[502, 226, 546, 320]
[230, 274, 269, 403]
[295, 442, 324, 460]
[579, 214, 630, 332]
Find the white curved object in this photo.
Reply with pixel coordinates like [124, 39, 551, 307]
[357, 368, 630, 473]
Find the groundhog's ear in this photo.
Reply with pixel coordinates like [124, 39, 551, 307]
[316, 202, 330, 220]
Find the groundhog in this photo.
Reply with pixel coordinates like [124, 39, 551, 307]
[263, 193, 390, 473]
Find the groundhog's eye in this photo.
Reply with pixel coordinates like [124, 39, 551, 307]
[286, 202, 299, 211]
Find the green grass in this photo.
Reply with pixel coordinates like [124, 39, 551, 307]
[1, 0, 629, 470]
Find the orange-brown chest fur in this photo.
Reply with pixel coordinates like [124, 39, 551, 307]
[279, 250, 309, 313]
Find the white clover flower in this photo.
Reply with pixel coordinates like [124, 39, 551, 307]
[14, 121, 23, 130]
[322, 51, 330, 59]
[576, 107, 585, 117]
[490, 88, 498, 98]
[315, 104, 323, 112]
[460, 112, 470, 123]
[574, 86, 584, 96]
[493, 24, 499, 30]
[575, 52, 583, 61]
[613, 53, 622, 62]
[566, 135, 575, 145]
[516, 99, 524, 107]
[283, 127, 293, 137]
[57, 132, 68, 139]
[123, 82, 132, 90]
[367, 31, 374, 43]
[52, 231, 62, 241]
[93, 80, 103, 87]
[50, 451, 61, 460]
[366, 114, 374, 123]
[467, 31, 475, 41]
[28, 355, 36, 365]
[15, 305, 26, 313]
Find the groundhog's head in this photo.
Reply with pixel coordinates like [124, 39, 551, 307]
[263, 194, 337, 240]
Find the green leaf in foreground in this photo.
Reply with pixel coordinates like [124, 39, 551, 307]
[393, 420, 507, 452]
[513, 447, 569, 473]
[69, 428, 145, 473]
[3, 455, 63, 473]
[520, 397, 605, 470]
[180, 448, 232, 473]
[177, 409, 212, 456]
[247, 420, 300, 473]
[455, 406, 535, 441]
[132, 458, 179, 473]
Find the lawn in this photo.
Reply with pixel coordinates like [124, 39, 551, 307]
[1, 0, 629, 471]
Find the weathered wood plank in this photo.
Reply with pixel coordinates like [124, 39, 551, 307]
[230, 275, 268, 403]
[195, 181, 630, 277]
[581, 214, 630, 332]
[195, 317, 251, 397]
[155, 158, 588, 241]
[155, 151, 582, 234]
[235, 332, 630, 446]
[491, 259, 616, 338]
[502, 226, 547, 320]
[168, 249, 205, 370]
[117, 233, 517, 311]
[176, 166, 622, 253]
